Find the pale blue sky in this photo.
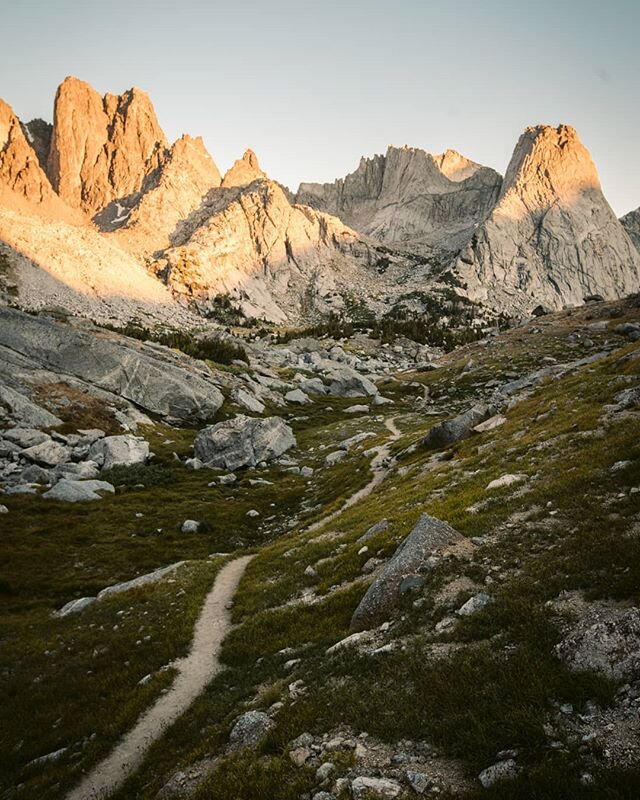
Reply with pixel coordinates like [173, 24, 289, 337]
[2, 0, 639, 214]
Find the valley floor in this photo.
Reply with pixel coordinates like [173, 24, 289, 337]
[2, 300, 640, 799]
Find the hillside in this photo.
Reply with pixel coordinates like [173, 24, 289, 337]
[2, 297, 640, 799]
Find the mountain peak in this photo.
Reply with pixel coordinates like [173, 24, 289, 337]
[222, 148, 265, 188]
[455, 123, 639, 313]
[47, 76, 167, 216]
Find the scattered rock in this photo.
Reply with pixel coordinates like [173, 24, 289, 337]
[350, 513, 464, 631]
[228, 711, 275, 751]
[478, 759, 518, 788]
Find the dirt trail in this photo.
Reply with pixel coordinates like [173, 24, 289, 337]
[306, 416, 402, 534]
[66, 555, 253, 800]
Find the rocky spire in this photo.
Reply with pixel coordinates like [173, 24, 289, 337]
[106, 134, 223, 255]
[221, 149, 265, 188]
[47, 76, 168, 216]
[0, 98, 79, 221]
[455, 124, 640, 312]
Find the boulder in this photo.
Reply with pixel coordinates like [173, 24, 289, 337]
[345, 404, 369, 414]
[350, 513, 464, 631]
[54, 461, 100, 480]
[485, 474, 526, 491]
[457, 593, 493, 616]
[325, 451, 347, 467]
[473, 414, 506, 433]
[285, 389, 311, 405]
[43, 479, 115, 502]
[0, 306, 224, 425]
[300, 377, 328, 395]
[228, 711, 275, 751]
[326, 366, 377, 398]
[89, 435, 149, 470]
[18, 464, 52, 485]
[21, 439, 70, 467]
[3, 428, 51, 448]
[351, 776, 402, 799]
[423, 404, 490, 449]
[478, 759, 518, 788]
[232, 388, 265, 415]
[194, 415, 296, 470]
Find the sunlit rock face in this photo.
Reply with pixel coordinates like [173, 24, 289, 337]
[454, 125, 640, 314]
[296, 145, 502, 251]
[0, 99, 79, 222]
[153, 175, 376, 323]
[102, 134, 222, 256]
[47, 76, 168, 216]
[221, 149, 265, 188]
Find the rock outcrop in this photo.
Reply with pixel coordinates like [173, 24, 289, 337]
[47, 76, 167, 216]
[296, 145, 502, 251]
[104, 134, 222, 255]
[0, 306, 224, 425]
[454, 125, 640, 314]
[350, 513, 464, 631]
[154, 176, 377, 322]
[194, 415, 296, 470]
[621, 207, 640, 253]
[221, 149, 265, 188]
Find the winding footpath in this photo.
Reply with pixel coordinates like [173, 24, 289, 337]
[66, 555, 253, 800]
[306, 415, 402, 534]
[66, 416, 401, 799]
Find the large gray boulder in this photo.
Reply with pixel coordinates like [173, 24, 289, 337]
[326, 366, 378, 398]
[21, 439, 70, 467]
[0, 306, 224, 425]
[350, 513, 464, 631]
[194, 415, 296, 470]
[42, 478, 115, 502]
[89, 435, 149, 470]
[423, 403, 490, 449]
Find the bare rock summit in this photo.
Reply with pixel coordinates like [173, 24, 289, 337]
[454, 124, 640, 313]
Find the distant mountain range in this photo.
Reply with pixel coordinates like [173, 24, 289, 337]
[1, 76, 639, 325]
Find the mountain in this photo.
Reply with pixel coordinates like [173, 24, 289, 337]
[621, 207, 640, 252]
[151, 169, 381, 323]
[101, 134, 222, 256]
[453, 125, 640, 313]
[47, 76, 167, 217]
[1, 77, 639, 327]
[296, 145, 502, 252]
[0, 98, 79, 222]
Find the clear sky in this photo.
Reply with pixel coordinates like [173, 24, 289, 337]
[2, 0, 639, 214]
